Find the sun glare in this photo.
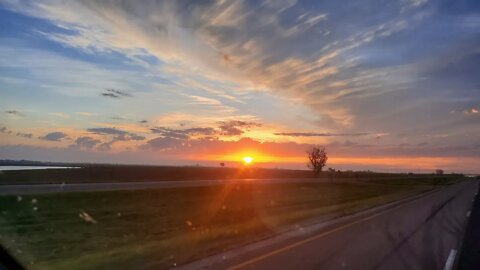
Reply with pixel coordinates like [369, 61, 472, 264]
[242, 156, 253, 165]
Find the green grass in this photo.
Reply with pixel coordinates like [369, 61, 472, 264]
[0, 166, 419, 185]
[0, 178, 463, 270]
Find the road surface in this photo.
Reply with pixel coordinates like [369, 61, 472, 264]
[178, 180, 478, 270]
[0, 178, 346, 195]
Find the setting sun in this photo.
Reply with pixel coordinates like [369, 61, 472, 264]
[242, 156, 253, 165]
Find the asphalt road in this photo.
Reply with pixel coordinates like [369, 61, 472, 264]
[0, 178, 342, 195]
[179, 180, 478, 270]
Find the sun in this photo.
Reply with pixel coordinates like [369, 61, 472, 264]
[242, 156, 253, 165]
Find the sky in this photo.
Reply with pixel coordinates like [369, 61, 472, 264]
[0, 0, 479, 173]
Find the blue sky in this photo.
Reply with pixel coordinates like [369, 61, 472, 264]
[0, 0, 479, 172]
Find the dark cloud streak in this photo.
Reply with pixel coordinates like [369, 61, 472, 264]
[87, 128, 127, 135]
[274, 132, 369, 137]
[4, 110, 24, 116]
[16, 132, 33, 138]
[100, 88, 133, 98]
[39, 132, 67, 141]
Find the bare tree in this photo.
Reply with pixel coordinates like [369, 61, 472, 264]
[435, 169, 444, 175]
[307, 146, 328, 177]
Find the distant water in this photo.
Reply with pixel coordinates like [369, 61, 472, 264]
[0, 166, 78, 171]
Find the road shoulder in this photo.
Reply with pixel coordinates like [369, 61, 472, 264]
[456, 180, 480, 270]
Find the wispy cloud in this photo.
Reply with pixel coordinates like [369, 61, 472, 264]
[0, 0, 428, 128]
[75, 112, 95, 117]
[49, 112, 70, 119]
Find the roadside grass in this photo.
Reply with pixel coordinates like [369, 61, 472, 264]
[0, 177, 463, 269]
[0, 166, 432, 185]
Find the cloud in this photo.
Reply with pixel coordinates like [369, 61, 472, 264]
[217, 120, 262, 136]
[402, 0, 428, 9]
[100, 88, 133, 98]
[142, 137, 184, 151]
[100, 92, 119, 98]
[16, 132, 33, 138]
[186, 95, 223, 106]
[4, 1, 477, 133]
[2, 1, 416, 115]
[0, 126, 12, 134]
[49, 112, 70, 119]
[0, 127, 32, 138]
[39, 131, 67, 141]
[150, 120, 260, 140]
[150, 127, 216, 140]
[129, 134, 146, 141]
[144, 120, 263, 150]
[70, 136, 101, 149]
[100, 93, 117, 98]
[274, 132, 369, 137]
[114, 133, 146, 141]
[87, 127, 145, 142]
[5, 110, 24, 116]
[87, 128, 128, 136]
[97, 141, 114, 151]
[75, 112, 95, 117]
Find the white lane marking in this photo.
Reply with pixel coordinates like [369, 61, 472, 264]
[444, 249, 457, 270]
[466, 211, 471, 217]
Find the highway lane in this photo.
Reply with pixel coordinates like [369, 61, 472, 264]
[180, 180, 477, 270]
[0, 178, 341, 195]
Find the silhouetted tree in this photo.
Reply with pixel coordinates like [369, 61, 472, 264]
[435, 169, 444, 175]
[220, 162, 225, 168]
[307, 146, 328, 177]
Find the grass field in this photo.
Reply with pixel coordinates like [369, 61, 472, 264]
[0, 177, 463, 269]
[0, 165, 428, 185]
